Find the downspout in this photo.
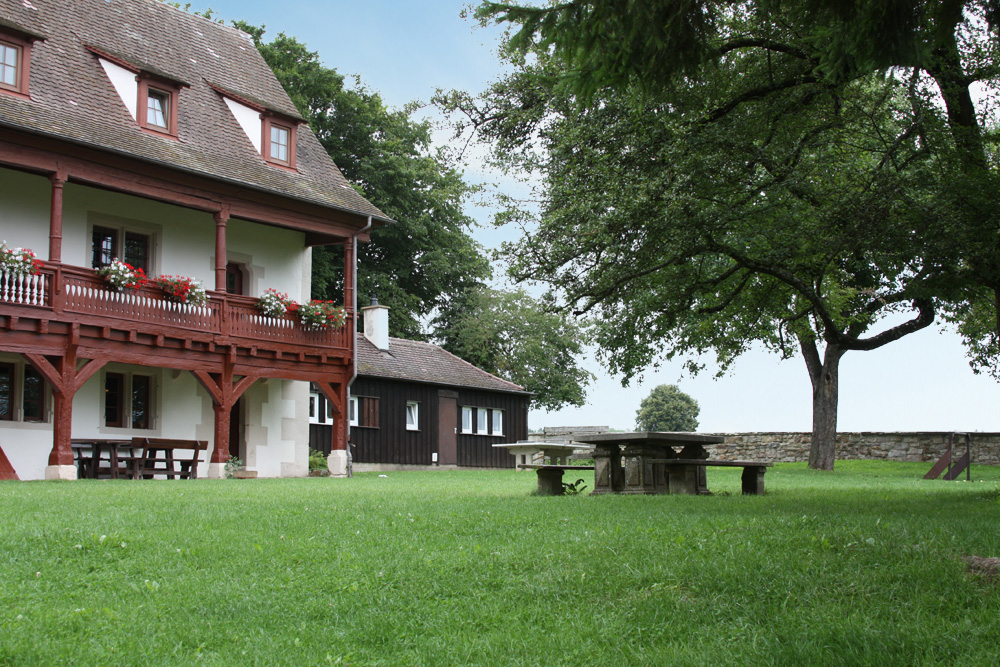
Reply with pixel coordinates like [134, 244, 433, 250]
[345, 216, 372, 476]
[348, 216, 372, 387]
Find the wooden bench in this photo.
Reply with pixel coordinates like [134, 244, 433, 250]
[648, 459, 773, 495]
[518, 464, 595, 495]
[126, 438, 208, 480]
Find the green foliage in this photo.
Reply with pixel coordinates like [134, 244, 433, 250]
[223, 455, 242, 479]
[1, 464, 1000, 664]
[473, 0, 1000, 374]
[444, 0, 1000, 468]
[635, 384, 700, 432]
[433, 287, 593, 410]
[235, 23, 491, 339]
[308, 448, 327, 472]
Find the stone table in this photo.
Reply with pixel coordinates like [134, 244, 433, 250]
[494, 441, 591, 469]
[574, 432, 725, 495]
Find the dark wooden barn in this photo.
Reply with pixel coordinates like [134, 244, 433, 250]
[309, 303, 530, 469]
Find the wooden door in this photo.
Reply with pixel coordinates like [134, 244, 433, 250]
[226, 262, 245, 295]
[229, 398, 242, 460]
[437, 390, 458, 465]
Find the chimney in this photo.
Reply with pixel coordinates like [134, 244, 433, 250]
[362, 294, 390, 351]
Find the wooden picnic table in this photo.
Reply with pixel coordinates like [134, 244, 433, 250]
[71, 439, 135, 479]
[573, 431, 770, 495]
[71, 438, 206, 479]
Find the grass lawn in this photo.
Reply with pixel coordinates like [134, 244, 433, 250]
[1, 461, 998, 666]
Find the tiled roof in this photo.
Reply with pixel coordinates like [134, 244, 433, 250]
[355, 334, 530, 395]
[0, 0, 389, 223]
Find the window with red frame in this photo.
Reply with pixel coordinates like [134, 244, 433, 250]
[137, 76, 180, 137]
[0, 41, 19, 89]
[262, 115, 297, 168]
[0, 33, 32, 96]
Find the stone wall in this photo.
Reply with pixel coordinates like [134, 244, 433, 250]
[529, 426, 1000, 465]
[707, 432, 1000, 465]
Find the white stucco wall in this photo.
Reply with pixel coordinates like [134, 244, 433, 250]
[0, 167, 313, 480]
[223, 97, 262, 153]
[98, 58, 139, 121]
[0, 170, 51, 254]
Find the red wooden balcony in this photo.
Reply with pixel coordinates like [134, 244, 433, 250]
[0, 264, 353, 356]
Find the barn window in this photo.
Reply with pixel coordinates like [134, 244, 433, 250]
[348, 396, 358, 426]
[405, 401, 419, 431]
[350, 396, 379, 429]
[492, 409, 503, 436]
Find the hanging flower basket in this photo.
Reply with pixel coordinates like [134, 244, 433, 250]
[294, 300, 347, 330]
[153, 275, 208, 305]
[97, 258, 147, 290]
[0, 241, 43, 278]
[257, 288, 293, 318]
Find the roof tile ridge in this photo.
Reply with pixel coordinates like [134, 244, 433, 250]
[426, 341, 526, 392]
[150, 0, 254, 41]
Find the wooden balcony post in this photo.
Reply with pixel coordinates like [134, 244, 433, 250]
[214, 208, 229, 293]
[314, 380, 348, 476]
[193, 363, 258, 477]
[26, 346, 107, 479]
[50, 392, 73, 467]
[49, 172, 67, 263]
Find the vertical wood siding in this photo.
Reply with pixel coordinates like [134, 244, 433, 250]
[309, 378, 530, 468]
[455, 388, 528, 468]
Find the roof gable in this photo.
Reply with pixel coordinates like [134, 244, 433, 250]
[355, 335, 529, 395]
[0, 0, 388, 222]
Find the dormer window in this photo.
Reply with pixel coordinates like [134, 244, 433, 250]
[262, 114, 297, 169]
[0, 31, 34, 98]
[0, 42, 19, 88]
[270, 124, 290, 163]
[137, 76, 179, 137]
[146, 89, 169, 129]
[88, 46, 185, 137]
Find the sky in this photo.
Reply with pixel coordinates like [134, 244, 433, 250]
[199, 0, 1000, 434]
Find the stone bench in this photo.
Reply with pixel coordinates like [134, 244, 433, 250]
[648, 459, 773, 495]
[517, 464, 595, 495]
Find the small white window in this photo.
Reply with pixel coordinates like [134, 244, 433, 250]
[308, 392, 322, 425]
[461, 406, 473, 433]
[406, 401, 419, 431]
[0, 42, 18, 88]
[270, 124, 290, 163]
[146, 89, 169, 129]
[477, 408, 487, 434]
[348, 396, 358, 427]
[492, 410, 503, 436]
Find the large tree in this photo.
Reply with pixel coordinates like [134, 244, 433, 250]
[438, 0, 1000, 469]
[235, 24, 491, 338]
[433, 287, 593, 410]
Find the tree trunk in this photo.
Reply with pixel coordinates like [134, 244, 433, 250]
[800, 338, 845, 471]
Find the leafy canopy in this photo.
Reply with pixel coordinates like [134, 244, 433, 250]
[440, 0, 1000, 469]
[635, 384, 700, 432]
[433, 287, 593, 410]
[236, 23, 491, 338]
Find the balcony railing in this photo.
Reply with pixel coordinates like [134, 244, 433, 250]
[0, 264, 352, 352]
